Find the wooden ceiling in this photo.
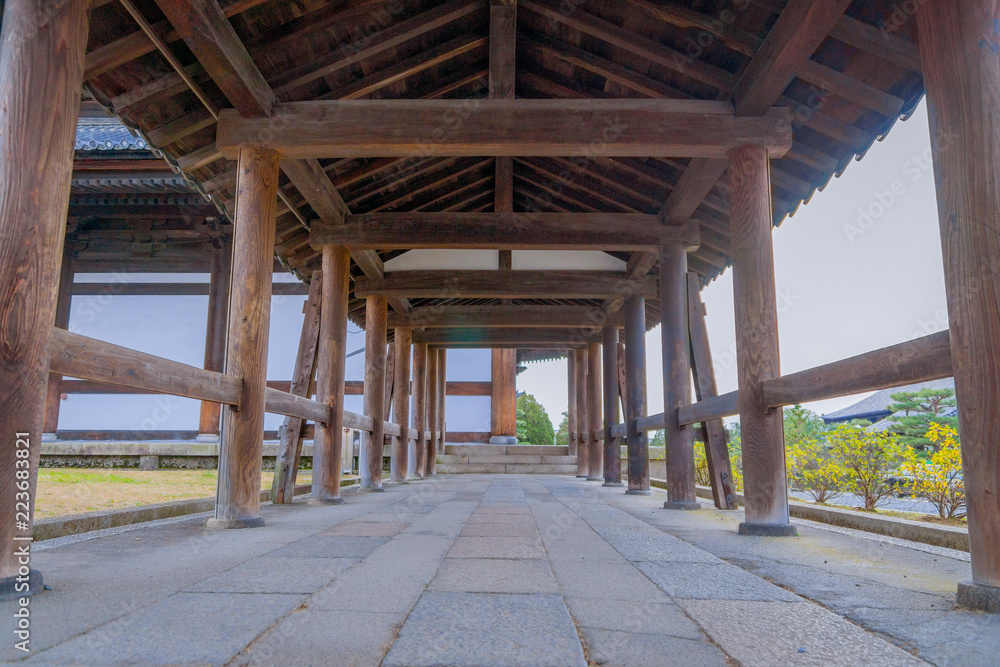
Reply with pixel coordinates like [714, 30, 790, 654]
[79, 0, 925, 331]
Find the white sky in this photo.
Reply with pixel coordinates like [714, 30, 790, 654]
[60, 101, 948, 434]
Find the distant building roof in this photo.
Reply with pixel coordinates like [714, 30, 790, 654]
[75, 118, 151, 152]
[822, 377, 956, 425]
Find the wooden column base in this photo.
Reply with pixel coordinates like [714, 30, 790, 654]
[738, 522, 797, 537]
[207, 517, 266, 529]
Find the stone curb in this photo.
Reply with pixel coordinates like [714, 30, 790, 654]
[32, 479, 361, 542]
[648, 480, 969, 552]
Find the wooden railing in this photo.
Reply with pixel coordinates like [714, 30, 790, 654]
[606, 331, 953, 436]
[48, 328, 433, 443]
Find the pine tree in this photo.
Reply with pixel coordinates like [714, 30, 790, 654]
[887, 388, 958, 451]
[516, 393, 555, 445]
[555, 411, 569, 447]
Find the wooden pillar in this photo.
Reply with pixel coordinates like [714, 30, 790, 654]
[660, 245, 700, 510]
[602, 327, 623, 486]
[310, 246, 350, 504]
[210, 147, 279, 528]
[490, 348, 517, 442]
[391, 327, 412, 484]
[587, 342, 603, 481]
[411, 342, 428, 479]
[918, 0, 1000, 609]
[198, 238, 232, 440]
[575, 347, 589, 478]
[0, 0, 88, 591]
[624, 295, 650, 494]
[728, 144, 793, 536]
[425, 347, 438, 476]
[437, 348, 447, 457]
[43, 250, 75, 438]
[567, 352, 577, 456]
[361, 295, 388, 490]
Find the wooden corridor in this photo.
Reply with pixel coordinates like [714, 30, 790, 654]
[0, 0, 999, 617]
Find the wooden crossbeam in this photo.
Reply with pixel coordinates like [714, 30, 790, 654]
[70, 282, 309, 296]
[389, 305, 621, 329]
[311, 214, 699, 251]
[217, 100, 792, 159]
[415, 327, 602, 346]
[355, 270, 657, 300]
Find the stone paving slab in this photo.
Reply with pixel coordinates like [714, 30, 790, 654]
[267, 535, 388, 558]
[185, 555, 358, 594]
[563, 597, 704, 638]
[579, 628, 729, 667]
[383, 592, 587, 667]
[321, 520, 407, 537]
[447, 535, 545, 559]
[636, 561, 802, 602]
[430, 558, 558, 594]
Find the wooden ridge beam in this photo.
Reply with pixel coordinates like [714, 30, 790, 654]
[355, 270, 657, 300]
[216, 100, 793, 159]
[388, 305, 622, 329]
[311, 214, 699, 251]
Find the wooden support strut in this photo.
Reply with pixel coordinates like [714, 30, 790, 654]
[391, 327, 412, 484]
[660, 246, 699, 510]
[211, 146, 280, 529]
[198, 239, 232, 439]
[491, 348, 517, 440]
[728, 144, 792, 536]
[361, 296, 388, 490]
[44, 251, 75, 436]
[587, 342, 603, 481]
[567, 351, 578, 457]
[575, 347, 589, 478]
[425, 346, 438, 476]
[602, 327, 623, 486]
[624, 295, 650, 495]
[917, 0, 1000, 604]
[437, 349, 448, 464]
[411, 343, 428, 479]
[271, 271, 322, 504]
[311, 246, 351, 504]
[0, 0, 89, 586]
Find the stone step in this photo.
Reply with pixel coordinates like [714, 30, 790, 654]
[435, 462, 578, 475]
[444, 444, 571, 457]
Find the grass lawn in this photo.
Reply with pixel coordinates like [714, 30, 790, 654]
[34, 469, 313, 519]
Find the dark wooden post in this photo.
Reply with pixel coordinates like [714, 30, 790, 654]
[437, 348, 447, 459]
[362, 295, 388, 490]
[0, 0, 88, 593]
[728, 144, 793, 536]
[624, 295, 650, 494]
[210, 147, 280, 529]
[43, 250, 75, 439]
[567, 351, 577, 456]
[587, 341, 603, 481]
[425, 346, 438, 476]
[918, 0, 1000, 610]
[391, 327, 412, 484]
[198, 238, 232, 441]
[411, 342, 428, 479]
[602, 327, 623, 486]
[490, 348, 518, 443]
[660, 245, 700, 510]
[310, 246, 350, 505]
[575, 347, 590, 478]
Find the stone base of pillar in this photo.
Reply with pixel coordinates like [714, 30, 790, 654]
[625, 489, 651, 496]
[957, 581, 1000, 613]
[0, 570, 43, 601]
[41, 433, 56, 443]
[206, 517, 265, 529]
[602, 481, 624, 487]
[575, 475, 588, 479]
[307, 496, 344, 506]
[195, 433, 220, 442]
[663, 501, 701, 510]
[586, 476, 602, 482]
[489, 435, 518, 445]
[361, 486, 386, 493]
[738, 522, 797, 537]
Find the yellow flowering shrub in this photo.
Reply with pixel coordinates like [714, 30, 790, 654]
[901, 424, 965, 519]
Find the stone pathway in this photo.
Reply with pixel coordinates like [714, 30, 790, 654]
[2, 474, 995, 666]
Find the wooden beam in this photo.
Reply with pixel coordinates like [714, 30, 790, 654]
[70, 281, 308, 296]
[356, 271, 657, 300]
[436, 349, 448, 462]
[44, 252, 75, 435]
[48, 324, 241, 405]
[199, 240, 232, 437]
[624, 295, 649, 494]
[425, 346, 439, 475]
[216, 100, 793, 159]
[412, 343, 428, 478]
[415, 327, 603, 346]
[587, 341, 603, 481]
[678, 390, 740, 426]
[390, 327, 412, 483]
[733, 0, 855, 116]
[153, 0, 275, 117]
[575, 347, 589, 477]
[659, 159, 729, 225]
[567, 351, 577, 457]
[389, 305, 619, 328]
[313, 213, 699, 251]
[491, 348, 517, 439]
[602, 327, 622, 485]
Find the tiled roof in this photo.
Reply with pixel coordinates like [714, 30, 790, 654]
[75, 119, 150, 152]
[822, 377, 956, 423]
